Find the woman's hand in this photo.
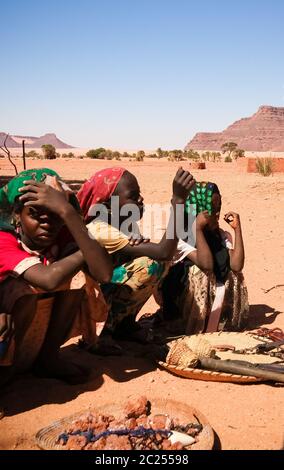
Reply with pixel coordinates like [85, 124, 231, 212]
[0, 313, 14, 343]
[224, 212, 241, 230]
[128, 234, 150, 246]
[172, 168, 195, 203]
[196, 210, 210, 230]
[19, 180, 71, 218]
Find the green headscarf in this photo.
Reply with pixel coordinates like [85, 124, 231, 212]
[0, 168, 79, 231]
[185, 181, 220, 217]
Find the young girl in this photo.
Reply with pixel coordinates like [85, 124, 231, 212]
[0, 168, 112, 384]
[160, 181, 249, 334]
[77, 166, 195, 347]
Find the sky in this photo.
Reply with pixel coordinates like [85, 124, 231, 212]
[1, 0, 284, 150]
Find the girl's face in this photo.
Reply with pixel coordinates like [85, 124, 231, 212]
[16, 206, 63, 249]
[207, 193, 222, 231]
[114, 172, 145, 220]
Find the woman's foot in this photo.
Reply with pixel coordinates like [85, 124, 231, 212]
[78, 337, 123, 356]
[33, 358, 90, 384]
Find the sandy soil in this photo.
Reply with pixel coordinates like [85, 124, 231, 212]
[0, 158, 284, 450]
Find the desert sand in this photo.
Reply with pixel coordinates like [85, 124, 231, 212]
[0, 158, 284, 450]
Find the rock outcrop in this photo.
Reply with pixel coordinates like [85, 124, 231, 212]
[0, 132, 74, 149]
[185, 106, 284, 151]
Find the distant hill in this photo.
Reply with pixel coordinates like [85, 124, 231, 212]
[185, 105, 284, 151]
[0, 133, 20, 148]
[0, 132, 74, 149]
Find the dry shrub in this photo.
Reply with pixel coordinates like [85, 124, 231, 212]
[256, 157, 274, 176]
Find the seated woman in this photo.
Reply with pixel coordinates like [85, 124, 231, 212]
[0, 168, 112, 384]
[160, 181, 249, 334]
[77, 167, 195, 347]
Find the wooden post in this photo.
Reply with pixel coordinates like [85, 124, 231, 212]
[22, 140, 26, 170]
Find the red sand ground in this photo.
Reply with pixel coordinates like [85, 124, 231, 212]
[0, 158, 284, 450]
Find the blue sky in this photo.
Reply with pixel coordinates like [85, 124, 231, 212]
[1, 0, 284, 149]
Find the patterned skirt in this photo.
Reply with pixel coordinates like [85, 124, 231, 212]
[101, 256, 168, 331]
[160, 262, 249, 335]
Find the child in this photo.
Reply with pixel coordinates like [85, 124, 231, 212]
[77, 166, 195, 347]
[0, 168, 112, 384]
[160, 181, 249, 334]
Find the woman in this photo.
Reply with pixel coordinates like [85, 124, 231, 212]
[77, 166, 194, 347]
[160, 181, 249, 334]
[0, 168, 112, 384]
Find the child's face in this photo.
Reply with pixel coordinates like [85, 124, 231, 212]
[207, 193, 222, 230]
[16, 206, 63, 249]
[114, 172, 144, 220]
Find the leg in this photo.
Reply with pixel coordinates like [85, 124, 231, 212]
[34, 289, 89, 383]
[101, 257, 168, 342]
[0, 278, 42, 383]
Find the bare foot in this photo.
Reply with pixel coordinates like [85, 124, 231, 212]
[33, 358, 90, 384]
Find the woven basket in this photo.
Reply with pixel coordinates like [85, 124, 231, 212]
[35, 398, 214, 451]
[159, 332, 280, 383]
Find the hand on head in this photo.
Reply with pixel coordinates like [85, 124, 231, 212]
[196, 210, 211, 229]
[18, 180, 70, 217]
[172, 168, 195, 202]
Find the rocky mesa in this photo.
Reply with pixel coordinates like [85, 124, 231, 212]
[0, 132, 74, 149]
[185, 105, 284, 151]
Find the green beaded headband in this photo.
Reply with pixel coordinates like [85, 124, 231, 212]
[185, 182, 217, 216]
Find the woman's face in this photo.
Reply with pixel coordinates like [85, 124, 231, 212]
[207, 193, 222, 231]
[16, 206, 63, 249]
[114, 172, 145, 220]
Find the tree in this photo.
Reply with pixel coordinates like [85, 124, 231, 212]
[0, 133, 18, 174]
[112, 151, 122, 161]
[27, 150, 40, 159]
[221, 142, 238, 160]
[86, 148, 106, 159]
[136, 150, 145, 161]
[156, 147, 163, 159]
[185, 149, 200, 161]
[41, 144, 57, 160]
[233, 148, 245, 160]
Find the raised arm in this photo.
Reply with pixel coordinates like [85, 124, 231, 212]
[119, 168, 195, 261]
[187, 211, 214, 271]
[224, 212, 245, 272]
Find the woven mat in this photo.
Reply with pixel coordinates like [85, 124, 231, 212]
[159, 332, 281, 383]
[36, 398, 214, 451]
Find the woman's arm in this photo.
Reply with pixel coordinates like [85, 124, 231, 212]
[187, 211, 214, 271]
[19, 181, 113, 283]
[23, 250, 85, 291]
[58, 203, 112, 282]
[224, 212, 245, 272]
[119, 169, 195, 261]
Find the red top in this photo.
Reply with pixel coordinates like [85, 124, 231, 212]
[0, 229, 75, 282]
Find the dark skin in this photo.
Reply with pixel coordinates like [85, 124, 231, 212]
[187, 192, 245, 272]
[17, 180, 113, 289]
[0, 182, 113, 369]
[97, 168, 195, 262]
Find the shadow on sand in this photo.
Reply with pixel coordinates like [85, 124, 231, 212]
[0, 342, 158, 417]
[247, 304, 282, 330]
